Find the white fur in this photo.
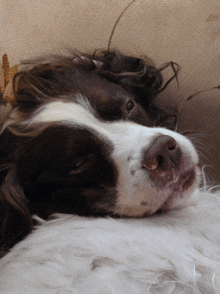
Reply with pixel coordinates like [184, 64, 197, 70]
[31, 98, 99, 127]
[0, 189, 220, 293]
[110, 125, 199, 216]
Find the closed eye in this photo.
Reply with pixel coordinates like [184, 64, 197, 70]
[69, 155, 95, 175]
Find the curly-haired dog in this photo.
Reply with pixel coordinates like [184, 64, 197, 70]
[0, 50, 200, 254]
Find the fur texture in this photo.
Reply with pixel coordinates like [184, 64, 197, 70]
[0, 189, 220, 293]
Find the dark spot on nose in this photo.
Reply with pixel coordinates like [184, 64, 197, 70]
[127, 155, 134, 162]
[130, 169, 136, 176]
[140, 201, 148, 206]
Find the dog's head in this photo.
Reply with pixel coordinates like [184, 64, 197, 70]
[0, 50, 200, 249]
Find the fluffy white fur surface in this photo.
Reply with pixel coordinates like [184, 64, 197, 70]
[0, 189, 220, 294]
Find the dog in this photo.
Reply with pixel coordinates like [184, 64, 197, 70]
[0, 50, 201, 254]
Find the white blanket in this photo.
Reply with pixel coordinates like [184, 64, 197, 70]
[0, 189, 220, 294]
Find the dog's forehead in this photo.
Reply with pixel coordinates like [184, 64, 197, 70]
[29, 99, 146, 146]
[29, 98, 120, 142]
[31, 98, 142, 133]
[29, 98, 192, 158]
[32, 98, 97, 126]
[30, 98, 169, 136]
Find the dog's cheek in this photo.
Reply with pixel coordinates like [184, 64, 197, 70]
[80, 187, 117, 216]
[0, 172, 33, 250]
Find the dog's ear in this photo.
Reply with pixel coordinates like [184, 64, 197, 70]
[94, 50, 163, 99]
[12, 54, 103, 112]
[12, 50, 163, 110]
[0, 167, 32, 254]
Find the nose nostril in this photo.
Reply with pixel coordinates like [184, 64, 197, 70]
[142, 135, 181, 171]
[166, 137, 177, 150]
[168, 144, 176, 151]
[157, 155, 164, 168]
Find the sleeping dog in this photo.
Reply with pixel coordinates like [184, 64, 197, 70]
[0, 50, 200, 253]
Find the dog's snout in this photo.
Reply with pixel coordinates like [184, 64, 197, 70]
[142, 135, 181, 171]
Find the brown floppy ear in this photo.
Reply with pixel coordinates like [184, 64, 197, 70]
[0, 167, 32, 255]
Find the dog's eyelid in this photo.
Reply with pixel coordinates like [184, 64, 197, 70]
[69, 154, 95, 175]
[125, 99, 135, 111]
[73, 158, 85, 168]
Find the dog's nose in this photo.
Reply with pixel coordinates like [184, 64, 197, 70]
[142, 135, 181, 171]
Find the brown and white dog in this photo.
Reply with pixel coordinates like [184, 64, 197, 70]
[0, 50, 200, 253]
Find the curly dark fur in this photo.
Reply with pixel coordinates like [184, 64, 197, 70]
[0, 50, 178, 256]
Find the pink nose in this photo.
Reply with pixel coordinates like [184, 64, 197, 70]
[142, 135, 181, 171]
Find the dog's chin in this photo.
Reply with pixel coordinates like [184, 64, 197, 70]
[136, 165, 201, 218]
[162, 165, 200, 207]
